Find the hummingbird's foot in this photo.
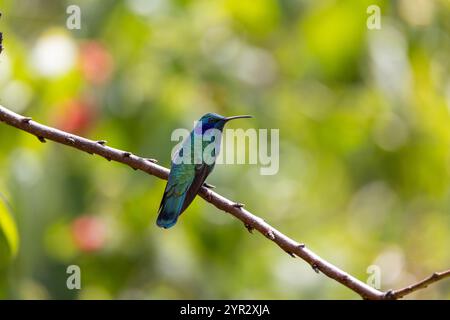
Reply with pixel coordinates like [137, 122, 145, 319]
[203, 183, 216, 189]
[233, 202, 245, 208]
[244, 224, 254, 233]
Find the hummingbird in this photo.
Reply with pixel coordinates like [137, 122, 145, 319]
[156, 113, 252, 228]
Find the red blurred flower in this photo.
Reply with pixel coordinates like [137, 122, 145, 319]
[79, 41, 114, 85]
[72, 216, 106, 253]
[54, 98, 96, 135]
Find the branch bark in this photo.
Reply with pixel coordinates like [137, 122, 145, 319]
[385, 269, 450, 300]
[0, 104, 448, 300]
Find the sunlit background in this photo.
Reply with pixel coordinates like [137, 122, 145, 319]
[0, 0, 449, 299]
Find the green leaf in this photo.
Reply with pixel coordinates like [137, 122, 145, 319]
[0, 196, 19, 258]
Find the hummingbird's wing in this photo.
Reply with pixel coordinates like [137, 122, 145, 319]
[156, 162, 195, 228]
[180, 163, 214, 213]
[156, 162, 213, 229]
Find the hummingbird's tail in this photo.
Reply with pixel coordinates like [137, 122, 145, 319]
[156, 192, 186, 229]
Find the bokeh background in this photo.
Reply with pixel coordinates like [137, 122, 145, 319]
[0, 0, 449, 299]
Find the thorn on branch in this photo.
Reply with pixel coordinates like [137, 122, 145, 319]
[311, 263, 320, 273]
[123, 152, 131, 158]
[233, 202, 245, 208]
[66, 137, 75, 144]
[298, 243, 305, 249]
[146, 158, 158, 163]
[384, 290, 395, 300]
[284, 250, 295, 258]
[21, 117, 32, 123]
[244, 224, 254, 234]
[96, 140, 107, 145]
[203, 182, 215, 189]
[37, 136, 46, 143]
[265, 230, 275, 240]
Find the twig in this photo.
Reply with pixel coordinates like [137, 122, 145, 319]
[385, 269, 450, 300]
[0, 104, 448, 300]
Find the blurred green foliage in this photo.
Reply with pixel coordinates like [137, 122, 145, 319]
[0, 0, 449, 299]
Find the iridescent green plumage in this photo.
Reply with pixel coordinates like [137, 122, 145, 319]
[156, 113, 251, 228]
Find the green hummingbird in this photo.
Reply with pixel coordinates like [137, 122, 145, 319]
[156, 113, 252, 228]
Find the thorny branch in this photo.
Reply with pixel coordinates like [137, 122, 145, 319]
[0, 105, 448, 299]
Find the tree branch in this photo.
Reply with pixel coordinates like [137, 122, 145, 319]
[0, 104, 448, 300]
[385, 269, 450, 300]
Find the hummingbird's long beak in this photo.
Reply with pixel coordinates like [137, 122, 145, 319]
[224, 115, 253, 122]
